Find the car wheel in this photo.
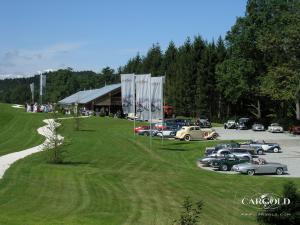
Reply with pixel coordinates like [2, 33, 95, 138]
[273, 147, 279, 153]
[257, 149, 263, 155]
[247, 170, 255, 176]
[144, 132, 149, 136]
[244, 156, 251, 161]
[276, 168, 283, 175]
[221, 164, 228, 171]
[184, 135, 191, 141]
[212, 133, 218, 139]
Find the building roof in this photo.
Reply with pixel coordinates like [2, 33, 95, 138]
[58, 83, 121, 104]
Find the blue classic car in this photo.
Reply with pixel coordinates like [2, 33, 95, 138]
[240, 140, 281, 153]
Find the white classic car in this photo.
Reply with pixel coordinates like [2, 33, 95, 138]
[267, 123, 284, 133]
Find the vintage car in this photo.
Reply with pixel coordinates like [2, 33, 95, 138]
[199, 149, 252, 166]
[195, 117, 212, 128]
[289, 125, 300, 135]
[154, 122, 168, 130]
[199, 154, 230, 167]
[175, 126, 218, 141]
[237, 117, 253, 130]
[229, 147, 261, 157]
[137, 129, 158, 136]
[205, 142, 240, 155]
[206, 143, 263, 155]
[240, 140, 281, 153]
[134, 125, 150, 133]
[224, 120, 237, 129]
[156, 129, 177, 138]
[165, 118, 192, 127]
[232, 158, 288, 175]
[267, 123, 284, 133]
[211, 155, 250, 171]
[252, 123, 265, 131]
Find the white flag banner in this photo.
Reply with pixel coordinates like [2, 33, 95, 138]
[151, 76, 164, 120]
[40, 74, 46, 96]
[135, 74, 151, 121]
[42, 75, 46, 88]
[30, 83, 34, 95]
[30, 83, 34, 102]
[121, 74, 135, 114]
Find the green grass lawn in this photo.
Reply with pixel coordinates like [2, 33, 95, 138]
[0, 103, 46, 156]
[0, 106, 299, 225]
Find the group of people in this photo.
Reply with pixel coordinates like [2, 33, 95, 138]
[25, 103, 53, 113]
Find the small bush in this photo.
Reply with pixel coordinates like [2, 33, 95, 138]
[174, 196, 204, 225]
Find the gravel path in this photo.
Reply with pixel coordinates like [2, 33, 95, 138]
[0, 119, 63, 179]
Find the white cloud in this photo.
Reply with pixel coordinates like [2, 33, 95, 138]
[0, 42, 85, 78]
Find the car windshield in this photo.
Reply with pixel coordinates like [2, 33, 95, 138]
[226, 154, 235, 158]
[252, 158, 267, 165]
[271, 123, 279, 126]
[239, 118, 249, 123]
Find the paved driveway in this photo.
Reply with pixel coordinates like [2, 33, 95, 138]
[212, 128, 300, 178]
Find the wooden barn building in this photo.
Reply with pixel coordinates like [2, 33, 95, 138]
[58, 83, 121, 114]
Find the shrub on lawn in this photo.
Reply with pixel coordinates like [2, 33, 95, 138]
[174, 196, 204, 225]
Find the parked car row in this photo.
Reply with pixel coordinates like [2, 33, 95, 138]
[198, 141, 287, 175]
[223, 118, 290, 133]
[134, 118, 218, 140]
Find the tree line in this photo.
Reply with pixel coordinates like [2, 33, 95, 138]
[0, 0, 299, 127]
[0, 67, 120, 104]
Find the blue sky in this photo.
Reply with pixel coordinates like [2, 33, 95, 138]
[0, 0, 247, 78]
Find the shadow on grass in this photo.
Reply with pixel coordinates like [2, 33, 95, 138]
[162, 141, 190, 146]
[78, 129, 96, 132]
[48, 161, 90, 166]
[159, 147, 189, 152]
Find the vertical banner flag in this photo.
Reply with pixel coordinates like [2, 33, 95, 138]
[121, 74, 135, 114]
[30, 83, 34, 102]
[135, 74, 151, 121]
[150, 76, 164, 120]
[40, 73, 42, 96]
[42, 75, 46, 88]
[39, 74, 46, 96]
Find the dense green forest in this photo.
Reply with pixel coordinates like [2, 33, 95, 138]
[0, 0, 299, 126]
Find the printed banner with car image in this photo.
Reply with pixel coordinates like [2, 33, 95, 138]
[135, 74, 151, 121]
[121, 74, 135, 114]
[150, 76, 164, 120]
[121, 74, 164, 121]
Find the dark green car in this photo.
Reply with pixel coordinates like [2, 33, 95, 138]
[211, 155, 250, 171]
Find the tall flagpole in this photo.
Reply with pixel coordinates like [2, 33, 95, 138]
[133, 75, 136, 137]
[162, 76, 165, 145]
[39, 72, 42, 105]
[149, 74, 152, 149]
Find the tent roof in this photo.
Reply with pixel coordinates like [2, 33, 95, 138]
[58, 83, 121, 105]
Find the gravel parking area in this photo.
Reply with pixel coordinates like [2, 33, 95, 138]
[205, 128, 300, 178]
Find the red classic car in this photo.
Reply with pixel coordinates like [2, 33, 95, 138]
[134, 125, 150, 133]
[289, 125, 300, 135]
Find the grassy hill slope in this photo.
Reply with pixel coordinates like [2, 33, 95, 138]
[0, 112, 298, 225]
[0, 103, 45, 156]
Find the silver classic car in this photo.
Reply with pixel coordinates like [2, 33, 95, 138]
[267, 123, 284, 133]
[232, 158, 288, 175]
[252, 123, 265, 131]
